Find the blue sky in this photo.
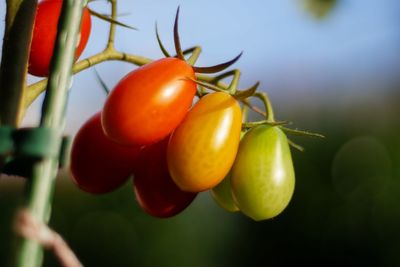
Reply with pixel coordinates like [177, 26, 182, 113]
[0, 0, 399, 133]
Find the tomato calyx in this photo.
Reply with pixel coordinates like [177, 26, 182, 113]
[155, 7, 243, 73]
[244, 92, 325, 151]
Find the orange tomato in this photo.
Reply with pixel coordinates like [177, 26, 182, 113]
[102, 57, 196, 146]
[167, 92, 242, 192]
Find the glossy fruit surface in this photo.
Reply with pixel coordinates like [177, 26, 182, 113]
[134, 137, 197, 218]
[29, 0, 92, 76]
[70, 113, 141, 194]
[168, 92, 242, 192]
[231, 125, 295, 221]
[211, 172, 239, 212]
[102, 57, 196, 146]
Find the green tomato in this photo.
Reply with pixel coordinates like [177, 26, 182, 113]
[211, 130, 247, 212]
[231, 125, 295, 221]
[211, 172, 239, 212]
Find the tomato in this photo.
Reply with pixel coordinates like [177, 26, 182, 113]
[211, 172, 239, 212]
[167, 92, 242, 192]
[102, 58, 196, 146]
[70, 113, 141, 194]
[231, 125, 295, 221]
[211, 130, 247, 212]
[28, 0, 92, 77]
[134, 137, 197, 218]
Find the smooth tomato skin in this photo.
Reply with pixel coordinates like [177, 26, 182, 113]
[29, 0, 92, 76]
[102, 58, 196, 146]
[210, 172, 239, 212]
[211, 131, 246, 212]
[231, 125, 295, 221]
[134, 137, 197, 218]
[70, 113, 141, 194]
[167, 92, 242, 192]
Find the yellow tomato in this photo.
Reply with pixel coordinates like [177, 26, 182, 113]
[167, 92, 242, 192]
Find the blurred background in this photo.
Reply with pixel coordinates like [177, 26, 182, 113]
[1, 0, 400, 266]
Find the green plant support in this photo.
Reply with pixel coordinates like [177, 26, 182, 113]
[13, 1, 86, 267]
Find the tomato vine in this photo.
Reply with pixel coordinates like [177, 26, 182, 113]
[0, 0, 326, 266]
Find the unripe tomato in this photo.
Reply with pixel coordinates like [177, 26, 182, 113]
[211, 172, 239, 212]
[167, 92, 242, 192]
[231, 125, 295, 221]
[28, 0, 92, 77]
[211, 130, 246, 212]
[134, 137, 197, 218]
[70, 113, 141, 194]
[102, 58, 196, 146]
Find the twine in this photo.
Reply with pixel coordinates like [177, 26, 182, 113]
[14, 209, 83, 267]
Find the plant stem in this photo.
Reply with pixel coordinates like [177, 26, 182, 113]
[0, 0, 37, 126]
[107, 0, 117, 49]
[242, 120, 287, 129]
[24, 49, 236, 114]
[24, 48, 151, 108]
[254, 92, 274, 121]
[227, 69, 240, 94]
[187, 46, 202, 65]
[241, 98, 266, 118]
[14, 1, 85, 266]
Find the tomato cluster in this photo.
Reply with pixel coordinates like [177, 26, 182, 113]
[65, 6, 296, 220]
[70, 53, 295, 220]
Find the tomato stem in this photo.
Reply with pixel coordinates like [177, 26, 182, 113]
[254, 92, 275, 121]
[107, 0, 117, 49]
[242, 120, 288, 129]
[187, 46, 202, 65]
[281, 126, 325, 138]
[240, 99, 266, 118]
[242, 105, 249, 123]
[228, 69, 240, 94]
[188, 78, 228, 94]
[288, 139, 305, 152]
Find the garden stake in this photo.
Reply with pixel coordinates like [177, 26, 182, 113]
[13, 1, 86, 266]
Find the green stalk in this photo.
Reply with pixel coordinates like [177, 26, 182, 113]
[0, 0, 38, 126]
[254, 92, 275, 121]
[13, 1, 86, 266]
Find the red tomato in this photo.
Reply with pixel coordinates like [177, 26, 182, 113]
[28, 0, 92, 77]
[70, 113, 141, 194]
[134, 137, 197, 218]
[101, 57, 196, 146]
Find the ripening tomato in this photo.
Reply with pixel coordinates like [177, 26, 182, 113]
[102, 58, 196, 146]
[134, 137, 197, 218]
[70, 113, 141, 194]
[231, 125, 295, 221]
[28, 0, 92, 76]
[211, 130, 246, 212]
[167, 92, 242, 192]
[211, 172, 239, 212]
